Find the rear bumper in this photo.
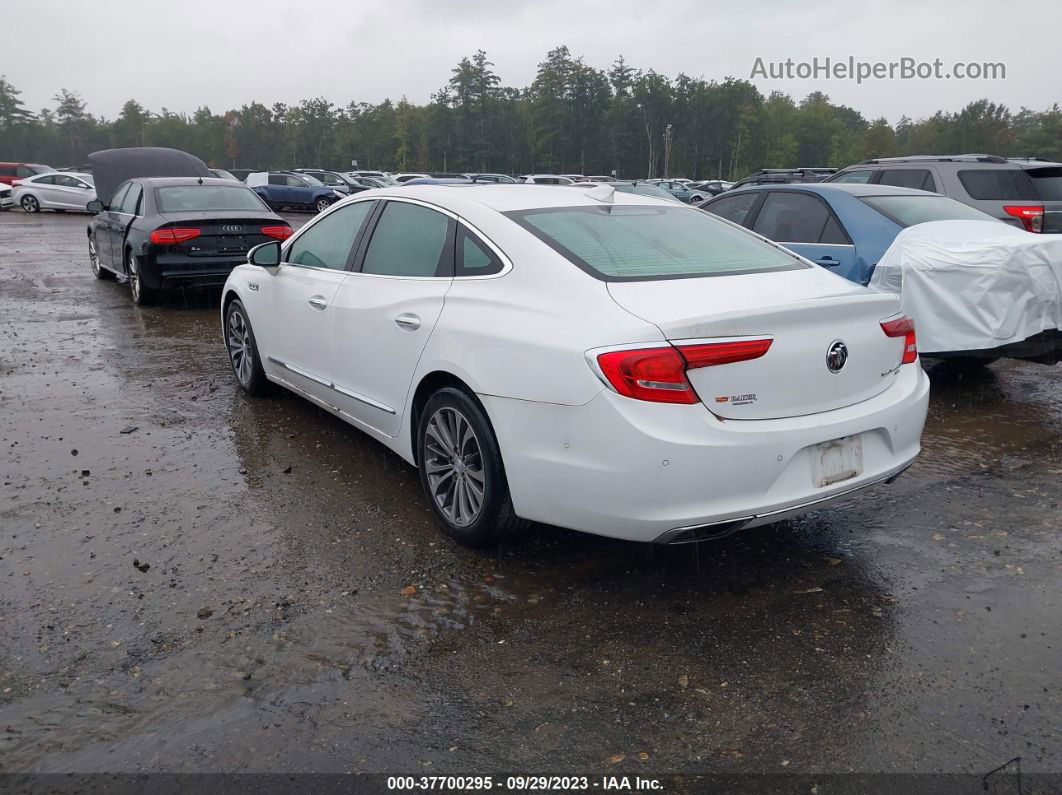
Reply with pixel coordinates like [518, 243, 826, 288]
[481, 363, 929, 543]
[136, 255, 246, 290]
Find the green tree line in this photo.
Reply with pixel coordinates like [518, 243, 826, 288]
[2, 47, 1060, 179]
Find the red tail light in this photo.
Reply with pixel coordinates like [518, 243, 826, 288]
[150, 227, 201, 244]
[881, 315, 917, 364]
[11, 179, 22, 187]
[261, 225, 293, 240]
[595, 338, 773, 404]
[1003, 205, 1044, 233]
[676, 338, 774, 368]
[597, 347, 696, 403]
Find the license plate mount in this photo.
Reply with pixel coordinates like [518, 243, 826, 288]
[810, 435, 863, 488]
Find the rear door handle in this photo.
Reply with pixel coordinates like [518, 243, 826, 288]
[395, 313, 421, 331]
[818, 257, 840, 266]
[308, 296, 328, 310]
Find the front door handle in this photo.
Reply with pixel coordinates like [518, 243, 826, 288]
[308, 296, 328, 310]
[395, 313, 421, 331]
[817, 257, 840, 266]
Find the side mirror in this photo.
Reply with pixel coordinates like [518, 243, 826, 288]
[86, 199, 104, 214]
[248, 240, 281, 267]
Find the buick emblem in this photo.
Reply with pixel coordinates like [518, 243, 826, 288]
[826, 340, 849, 373]
[222, 224, 243, 233]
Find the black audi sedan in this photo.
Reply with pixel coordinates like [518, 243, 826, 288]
[86, 148, 292, 305]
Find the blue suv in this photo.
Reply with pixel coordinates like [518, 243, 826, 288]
[246, 171, 343, 213]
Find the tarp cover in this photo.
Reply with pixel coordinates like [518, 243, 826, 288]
[868, 220, 1062, 353]
[88, 147, 212, 206]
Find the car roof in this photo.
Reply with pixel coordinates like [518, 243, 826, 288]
[725, 182, 938, 198]
[348, 183, 677, 212]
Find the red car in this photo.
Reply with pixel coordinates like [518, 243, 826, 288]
[0, 162, 52, 186]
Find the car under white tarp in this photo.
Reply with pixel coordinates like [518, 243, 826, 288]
[868, 220, 1062, 355]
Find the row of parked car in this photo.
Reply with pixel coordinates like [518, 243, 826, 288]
[40, 145, 1059, 552]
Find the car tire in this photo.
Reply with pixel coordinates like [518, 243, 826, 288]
[314, 197, 333, 214]
[690, 194, 704, 203]
[417, 387, 524, 547]
[89, 235, 114, 280]
[20, 195, 40, 213]
[224, 299, 272, 396]
[127, 252, 158, 306]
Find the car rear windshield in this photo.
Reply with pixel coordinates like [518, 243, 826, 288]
[861, 195, 995, 227]
[156, 185, 266, 213]
[506, 205, 803, 281]
[957, 169, 1038, 200]
[1024, 167, 1062, 201]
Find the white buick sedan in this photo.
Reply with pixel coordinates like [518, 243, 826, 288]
[221, 184, 929, 546]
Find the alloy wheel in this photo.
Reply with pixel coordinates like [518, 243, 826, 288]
[226, 308, 254, 386]
[315, 198, 331, 213]
[89, 237, 100, 275]
[424, 406, 485, 527]
[128, 255, 141, 302]
[21, 195, 39, 213]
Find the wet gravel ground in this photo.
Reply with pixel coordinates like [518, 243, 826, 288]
[0, 210, 1059, 782]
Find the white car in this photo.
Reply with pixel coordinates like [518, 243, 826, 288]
[221, 185, 929, 546]
[517, 174, 575, 185]
[13, 171, 96, 213]
[392, 172, 431, 183]
[0, 183, 12, 210]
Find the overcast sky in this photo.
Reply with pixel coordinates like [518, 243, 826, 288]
[5, 0, 1058, 123]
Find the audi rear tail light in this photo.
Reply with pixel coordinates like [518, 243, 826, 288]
[881, 315, 917, 364]
[1003, 205, 1044, 233]
[261, 225, 293, 240]
[150, 227, 201, 244]
[595, 338, 773, 404]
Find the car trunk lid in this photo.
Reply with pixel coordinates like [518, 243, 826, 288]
[153, 211, 289, 257]
[606, 270, 908, 419]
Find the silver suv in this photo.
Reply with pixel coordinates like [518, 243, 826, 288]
[826, 154, 1062, 233]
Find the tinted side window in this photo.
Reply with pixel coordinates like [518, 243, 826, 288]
[820, 216, 850, 244]
[0, 166, 15, 177]
[108, 182, 131, 211]
[957, 169, 1038, 201]
[268, 174, 285, 185]
[752, 192, 831, 243]
[878, 169, 936, 192]
[456, 226, 503, 276]
[831, 170, 874, 184]
[15, 166, 36, 177]
[362, 202, 453, 277]
[285, 175, 307, 188]
[118, 183, 143, 215]
[1025, 167, 1062, 201]
[703, 192, 759, 225]
[34, 175, 57, 185]
[286, 201, 374, 270]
